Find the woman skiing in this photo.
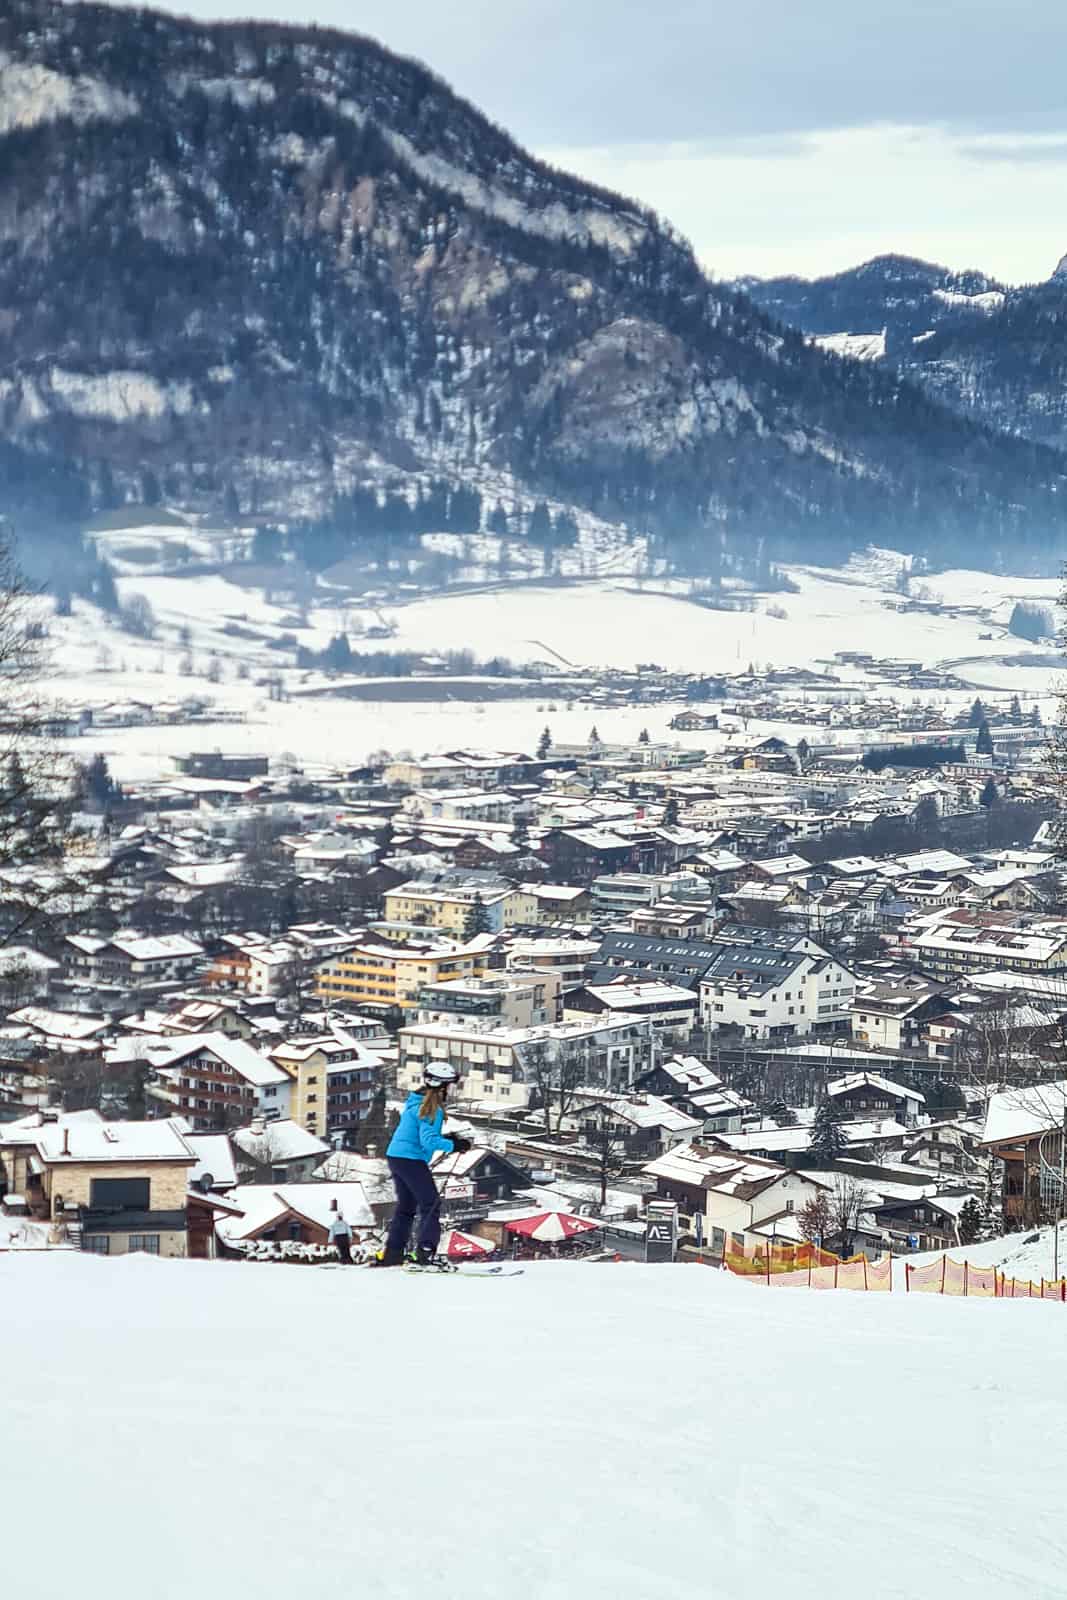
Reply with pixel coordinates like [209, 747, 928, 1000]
[373, 1063, 470, 1267]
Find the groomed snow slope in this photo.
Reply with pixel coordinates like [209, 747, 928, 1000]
[5, 1254, 1065, 1598]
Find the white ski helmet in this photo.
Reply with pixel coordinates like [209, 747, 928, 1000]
[423, 1062, 459, 1086]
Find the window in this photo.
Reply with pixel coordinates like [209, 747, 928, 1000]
[308, 1094, 317, 1103]
[263, 1086, 277, 1098]
[83, 1235, 110, 1254]
[90, 1177, 150, 1211]
[128, 1235, 160, 1254]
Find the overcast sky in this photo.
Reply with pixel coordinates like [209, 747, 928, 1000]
[101, 0, 1067, 282]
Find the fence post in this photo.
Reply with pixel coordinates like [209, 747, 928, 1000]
[834, 1259, 839, 1289]
[964, 1261, 968, 1298]
[905, 1262, 910, 1293]
[940, 1256, 946, 1295]
[863, 1256, 869, 1290]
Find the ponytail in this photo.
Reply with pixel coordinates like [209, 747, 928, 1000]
[419, 1085, 447, 1122]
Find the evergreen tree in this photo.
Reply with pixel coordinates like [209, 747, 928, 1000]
[1028, 704, 1043, 728]
[537, 726, 551, 760]
[588, 726, 601, 746]
[980, 776, 999, 808]
[84, 753, 117, 809]
[527, 500, 553, 544]
[638, 728, 650, 744]
[975, 718, 994, 756]
[662, 795, 680, 827]
[354, 1086, 388, 1154]
[809, 1101, 845, 1165]
[797, 738, 810, 768]
[968, 698, 986, 728]
[511, 810, 530, 849]
[957, 1196, 983, 1246]
[1009, 694, 1023, 725]
[487, 502, 510, 536]
[463, 892, 492, 938]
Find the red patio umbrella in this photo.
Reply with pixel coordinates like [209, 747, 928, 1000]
[439, 1229, 493, 1257]
[504, 1211, 599, 1243]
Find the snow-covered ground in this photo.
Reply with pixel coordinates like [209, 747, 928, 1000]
[4, 1252, 1065, 1598]
[41, 547, 1064, 779]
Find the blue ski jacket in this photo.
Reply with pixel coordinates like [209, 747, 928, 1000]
[386, 1092, 456, 1164]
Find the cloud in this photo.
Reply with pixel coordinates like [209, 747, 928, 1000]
[959, 135, 1067, 165]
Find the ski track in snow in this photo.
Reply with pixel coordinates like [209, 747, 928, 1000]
[3, 1252, 1065, 1599]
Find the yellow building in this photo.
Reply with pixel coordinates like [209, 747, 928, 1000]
[383, 883, 535, 935]
[315, 940, 494, 1013]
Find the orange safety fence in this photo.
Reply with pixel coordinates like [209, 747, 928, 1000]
[724, 1240, 840, 1279]
[724, 1245, 1067, 1300]
[725, 1245, 891, 1291]
[906, 1260, 1067, 1300]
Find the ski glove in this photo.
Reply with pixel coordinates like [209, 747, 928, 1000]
[448, 1135, 472, 1155]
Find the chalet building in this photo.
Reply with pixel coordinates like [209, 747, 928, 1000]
[869, 1191, 976, 1253]
[0, 1110, 197, 1256]
[982, 1080, 1067, 1227]
[643, 1142, 829, 1260]
[63, 932, 205, 988]
[567, 1090, 701, 1160]
[216, 1182, 375, 1253]
[231, 1118, 330, 1183]
[432, 1146, 533, 1210]
[826, 1072, 925, 1128]
[850, 980, 948, 1053]
[146, 1031, 292, 1130]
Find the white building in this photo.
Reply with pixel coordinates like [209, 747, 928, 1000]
[398, 1015, 655, 1105]
[699, 943, 855, 1041]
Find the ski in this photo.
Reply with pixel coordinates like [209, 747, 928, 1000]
[402, 1260, 524, 1277]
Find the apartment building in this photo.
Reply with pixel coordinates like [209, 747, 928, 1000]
[398, 1015, 655, 1104]
[314, 938, 495, 1014]
[269, 1030, 384, 1139]
[698, 943, 856, 1040]
[907, 909, 1067, 979]
[415, 971, 562, 1029]
[383, 878, 536, 935]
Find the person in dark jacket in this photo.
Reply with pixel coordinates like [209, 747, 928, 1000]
[371, 1063, 470, 1266]
[327, 1198, 353, 1264]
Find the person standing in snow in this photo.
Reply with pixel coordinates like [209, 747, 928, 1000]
[327, 1198, 353, 1265]
[371, 1064, 471, 1266]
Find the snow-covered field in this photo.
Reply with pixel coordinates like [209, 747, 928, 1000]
[41, 547, 1064, 779]
[4, 1252, 1065, 1598]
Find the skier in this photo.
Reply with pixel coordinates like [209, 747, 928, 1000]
[327, 1198, 353, 1264]
[371, 1063, 471, 1267]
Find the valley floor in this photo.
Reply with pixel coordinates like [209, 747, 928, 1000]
[4, 1252, 1065, 1599]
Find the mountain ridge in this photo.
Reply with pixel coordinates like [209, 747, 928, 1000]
[1, 0, 1066, 579]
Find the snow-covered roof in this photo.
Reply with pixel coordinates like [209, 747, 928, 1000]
[232, 1119, 330, 1164]
[184, 1132, 239, 1191]
[8, 1007, 107, 1041]
[37, 1116, 196, 1165]
[982, 1081, 1067, 1146]
[148, 1031, 289, 1088]
[828, 1071, 925, 1104]
[217, 1182, 374, 1241]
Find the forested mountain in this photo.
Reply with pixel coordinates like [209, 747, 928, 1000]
[2, 0, 1066, 576]
[742, 254, 1067, 465]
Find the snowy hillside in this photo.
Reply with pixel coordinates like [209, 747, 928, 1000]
[5, 1253, 1066, 1599]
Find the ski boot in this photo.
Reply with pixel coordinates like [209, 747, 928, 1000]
[367, 1246, 404, 1268]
